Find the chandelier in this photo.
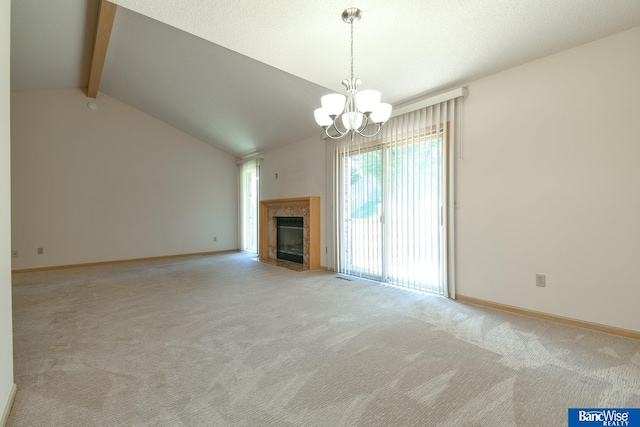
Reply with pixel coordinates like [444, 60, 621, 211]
[314, 8, 392, 140]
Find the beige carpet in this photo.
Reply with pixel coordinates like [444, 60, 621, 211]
[8, 252, 640, 426]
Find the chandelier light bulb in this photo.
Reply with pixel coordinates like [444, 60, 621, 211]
[370, 103, 392, 124]
[314, 8, 392, 140]
[314, 108, 333, 127]
[342, 112, 364, 130]
[355, 90, 381, 114]
[321, 94, 347, 117]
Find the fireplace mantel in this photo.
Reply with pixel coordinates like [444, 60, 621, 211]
[259, 197, 320, 270]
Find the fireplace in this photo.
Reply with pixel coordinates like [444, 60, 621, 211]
[276, 217, 304, 264]
[259, 197, 320, 270]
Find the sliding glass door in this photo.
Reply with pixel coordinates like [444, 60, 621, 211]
[331, 99, 460, 296]
[339, 129, 445, 293]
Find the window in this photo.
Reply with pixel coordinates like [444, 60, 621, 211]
[239, 159, 259, 253]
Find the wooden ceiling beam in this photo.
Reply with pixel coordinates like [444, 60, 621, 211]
[86, 0, 117, 98]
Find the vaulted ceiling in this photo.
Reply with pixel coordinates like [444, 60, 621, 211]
[10, 0, 640, 157]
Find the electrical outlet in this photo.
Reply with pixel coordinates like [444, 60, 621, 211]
[536, 274, 546, 288]
[11, 250, 18, 258]
[213, 236, 217, 242]
[37, 247, 44, 255]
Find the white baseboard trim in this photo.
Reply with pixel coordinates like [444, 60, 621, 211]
[1, 384, 16, 427]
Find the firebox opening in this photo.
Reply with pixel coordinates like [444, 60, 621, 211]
[276, 217, 303, 264]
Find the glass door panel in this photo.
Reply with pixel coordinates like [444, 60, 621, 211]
[386, 137, 442, 293]
[341, 148, 383, 280]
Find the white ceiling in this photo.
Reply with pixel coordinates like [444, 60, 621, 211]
[11, 0, 640, 157]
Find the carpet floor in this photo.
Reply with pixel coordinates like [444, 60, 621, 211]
[7, 252, 640, 426]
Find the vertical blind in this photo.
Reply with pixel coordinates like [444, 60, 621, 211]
[327, 97, 461, 297]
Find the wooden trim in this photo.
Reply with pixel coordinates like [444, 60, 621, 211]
[1, 384, 16, 427]
[308, 197, 320, 270]
[456, 294, 640, 340]
[86, 0, 117, 98]
[258, 197, 317, 207]
[259, 201, 269, 263]
[11, 250, 238, 275]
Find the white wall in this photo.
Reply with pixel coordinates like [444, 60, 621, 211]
[457, 26, 640, 332]
[0, 0, 15, 420]
[11, 88, 238, 269]
[262, 27, 640, 332]
[260, 133, 329, 267]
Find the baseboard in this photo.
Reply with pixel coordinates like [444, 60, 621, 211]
[1, 384, 16, 427]
[11, 249, 240, 274]
[455, 294, 640, 340]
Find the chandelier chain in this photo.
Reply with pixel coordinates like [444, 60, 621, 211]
[350, 21, 354, 80]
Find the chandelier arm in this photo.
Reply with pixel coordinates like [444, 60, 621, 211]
[356, 123, 384, 138]
[356, 114, 371, 134]
[324, 126, 348, 140]
[324, 117, 349, 139]
[332, 116, 349, 136]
